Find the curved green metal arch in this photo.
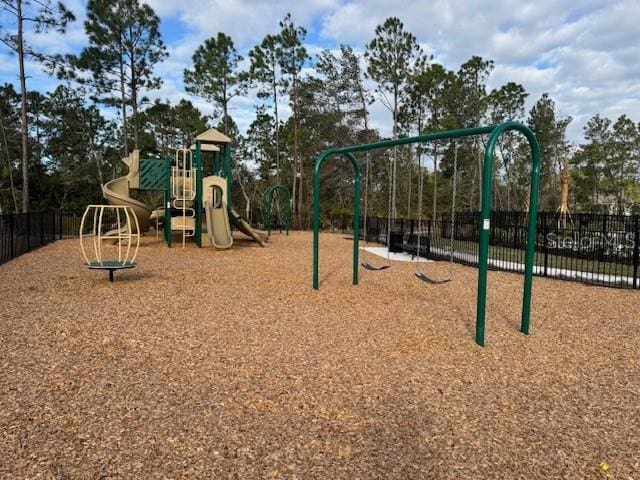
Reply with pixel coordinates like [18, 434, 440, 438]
[313, 150, 361, 288]
[311, 121, 542, 347]
[477, 122, 541, 345]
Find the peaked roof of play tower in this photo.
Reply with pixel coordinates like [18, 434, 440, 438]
[196, 128, 232, 144]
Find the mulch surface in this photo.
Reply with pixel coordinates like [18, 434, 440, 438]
[0, 231, 639, 479]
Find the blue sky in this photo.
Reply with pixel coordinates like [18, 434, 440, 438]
[1, 0, 639, 144]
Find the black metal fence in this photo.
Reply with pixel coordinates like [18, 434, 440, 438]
[0, 211, 82, 265]
[328, 211, 640, 290]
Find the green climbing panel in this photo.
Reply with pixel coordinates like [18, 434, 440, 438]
[139, 158, 168, 190]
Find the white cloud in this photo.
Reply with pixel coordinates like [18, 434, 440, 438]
[0, 0, 638, 146]
[146, 0, 339, 48]
[314, 0, 639, 143]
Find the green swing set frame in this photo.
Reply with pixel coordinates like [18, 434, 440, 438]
[311, 121, 542, 347]
[261, 184, 292, 235]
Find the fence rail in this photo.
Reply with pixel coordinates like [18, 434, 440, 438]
[326, 211, 640, 290]
[0, 211, 82, 265]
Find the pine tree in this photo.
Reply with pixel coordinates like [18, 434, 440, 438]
[249, 34, 282, 180]
[184, 33, 247, 135]
[277, 13, 309, 224]
[0, 0, 74, 211]
[405, 63, 453, 218]
[75, 0, 166, 154]
[526, 93, 572, 210]
[42, 85, 117, 203]
[0, 83, 21, 212]
[609, 116, 639, 212]
[488, 82, 528, 209]
[457, 56, 494, 210]
[365, 17, 427, 217]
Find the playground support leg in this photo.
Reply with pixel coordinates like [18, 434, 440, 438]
[312, 150, 360, 290]
[475, 147, 494, 347]
[521, 145, 542, 334]
[476, 124, 541, 346]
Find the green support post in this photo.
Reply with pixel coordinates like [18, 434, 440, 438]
[164, 156, 172, 247]
[312, 150, 361, 289]
[311, 122, 541, 347]
[475, 123, 541, 345]
[195, 141, 203, 247]
[224, 144, 233, 204]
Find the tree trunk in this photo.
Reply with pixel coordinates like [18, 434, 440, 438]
[119, 50, 129, 156]
[557, 167, 570, 227]
[476, 138, 483, 210]
[358, 77, 371, 234]
[290, 68, 298, 226]
[291, 154, 297, 226]
[130, 55, 139, 150]
[470, 158, 477, 212]
[506, 162, 511, 210]
[237, 174, 251, 221]
[0, 110, 19, 212]
[272, 64, 280, 183]
[17, 0, 29, 212]
[392, 88, 398, 219]
[407, 149, 412, 218]
[87, 114, 104, 187]
[432, 148, 438, 220]
[293, 71, 303, 227]
[222, 75, 229, 133]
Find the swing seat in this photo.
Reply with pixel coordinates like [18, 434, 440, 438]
[415, 272, 451, 285]
[361, 261, 391, 271]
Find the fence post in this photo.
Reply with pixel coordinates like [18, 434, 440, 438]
[600, 214, 607, 263]
[542, 212, 549, 277]
[633, 215, 639, 289]
[10, 213, 15, 259]
[26, 211, 30, 251]
[40, 211, 44, 246]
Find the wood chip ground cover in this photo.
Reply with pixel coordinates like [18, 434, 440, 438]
[0, 232, 638, 479]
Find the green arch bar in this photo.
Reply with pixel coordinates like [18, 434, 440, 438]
[312, 121, 542, 347]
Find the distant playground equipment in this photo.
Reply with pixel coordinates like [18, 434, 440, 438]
[312, 121, 542, 347]
[100, 128, 267, 249]
[79, 205, 140, 282]
[102, 150, 151, 233]
[261, 185, 291, 235]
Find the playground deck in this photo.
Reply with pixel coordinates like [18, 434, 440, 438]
[0, 232, 638, 479]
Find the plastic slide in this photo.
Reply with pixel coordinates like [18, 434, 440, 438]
[102, 152, 151, 233]
[228, 208, 267, 247]
[205, 200, 233, 249]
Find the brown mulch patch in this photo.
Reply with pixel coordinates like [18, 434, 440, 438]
[0, 231, 639, 479]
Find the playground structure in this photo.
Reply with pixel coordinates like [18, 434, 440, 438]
[100, 128, 267, 250]
[261, 185, 292, 236]
[79, 205, 141, 282]
[312, 121, 542, 347]
[101, 151, 151, 233]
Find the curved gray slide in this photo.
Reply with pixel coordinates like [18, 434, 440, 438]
[228, 208, 267, 247]
[205, 200, 233, 249]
